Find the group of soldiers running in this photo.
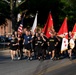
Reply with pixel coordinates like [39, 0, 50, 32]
[8, 28, 76, 61]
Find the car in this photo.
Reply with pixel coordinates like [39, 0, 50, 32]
[0, 36, 10, 48]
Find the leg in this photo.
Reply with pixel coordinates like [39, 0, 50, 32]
[68, 49, 72, 58]
[51, 50, 55, 59]
[10, 50, 13, 60]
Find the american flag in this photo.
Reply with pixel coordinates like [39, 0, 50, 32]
[18, 24, 23, 33]
[18, 17, 24, 36]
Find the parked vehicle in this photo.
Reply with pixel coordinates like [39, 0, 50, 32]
[0, 36, 10, 48]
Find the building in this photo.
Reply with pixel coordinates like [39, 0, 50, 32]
[0, 19, 12, 36]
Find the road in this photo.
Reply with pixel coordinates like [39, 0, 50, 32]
[0, 50, 76, 75]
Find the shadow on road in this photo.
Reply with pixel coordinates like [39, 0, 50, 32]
[0, 55, 10, 61]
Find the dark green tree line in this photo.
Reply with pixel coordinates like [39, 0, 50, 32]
[0, 0, 76, 31]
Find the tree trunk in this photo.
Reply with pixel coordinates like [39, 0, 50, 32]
[10, 0, 16, 31]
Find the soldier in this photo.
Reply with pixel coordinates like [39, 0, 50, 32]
[40, 32, 48, 60]
[17, 35, 24, 60]
[33, 32, 39, 59]
[23, 30, 32, 60]
[34, 35, 43, 60]
[48, 33, 58, 60]
[68, 31, 75, 59]
[68, 38, 75, 59]
[55, 36, 62, 60]
[9, 34, 18, 60]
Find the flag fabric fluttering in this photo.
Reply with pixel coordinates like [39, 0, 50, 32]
[57, 17, 68, 53]
[42, 12, 54, 38]
[31, 12, 38, 33]
[18, 17, 24, 37]
[72, 23, 76, 39]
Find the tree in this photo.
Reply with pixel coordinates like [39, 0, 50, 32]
[0, 0, 76, 31]
[0, 0, 27, 30]
[58, 0, 76, 31]
[0, 0, 10, 25]
[19, 0, 75, 31]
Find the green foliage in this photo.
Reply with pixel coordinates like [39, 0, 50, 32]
[58, 0, 76, 31]
[19, 0, 76, 31]
[0, 0, 10, 18]
[0, 0, 76, 31]
[0, 0, 10, 25]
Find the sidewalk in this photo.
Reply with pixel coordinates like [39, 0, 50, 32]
[0, 48, 10, 56]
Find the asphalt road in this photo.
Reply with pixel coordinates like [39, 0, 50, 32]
[0, 50, 76, 75]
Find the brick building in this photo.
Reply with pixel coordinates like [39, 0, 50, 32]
[0, 19, 12, 36]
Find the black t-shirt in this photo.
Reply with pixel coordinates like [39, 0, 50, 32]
[35, 40, 43, 47]
[48, 36, 57, 51]
[41, 36, 48, 49]
[10, 38, 18, 50]
[48, 36, 57, 47]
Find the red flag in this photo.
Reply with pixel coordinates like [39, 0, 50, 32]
[72, 23, 76, 32]
[57, 17, 68, 39]
[57, 17, 68, 53]
[43, 12, 54, 38]
[72, 23, 76, 39]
